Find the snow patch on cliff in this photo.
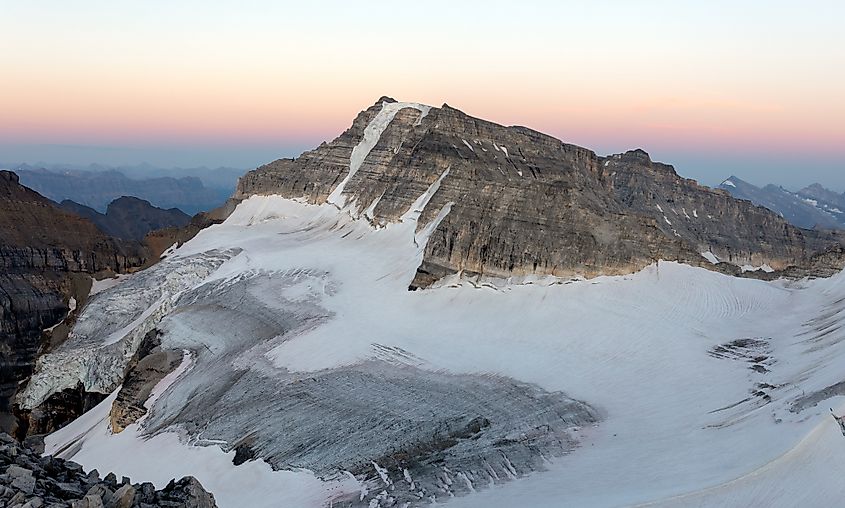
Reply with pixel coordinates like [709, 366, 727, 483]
[328, 101, 431, 209]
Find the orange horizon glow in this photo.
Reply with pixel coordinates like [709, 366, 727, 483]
[2, 1, 843, 177]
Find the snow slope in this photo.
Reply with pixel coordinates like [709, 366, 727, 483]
[33, 192, 845, 508]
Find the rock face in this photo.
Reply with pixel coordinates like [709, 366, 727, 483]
[236, 97, 845, 287]
[142, 200, 237, 260]
[0, 432, 217, 507]
[109, 330, 183, 433]
[0, 171, 149, 437]
[719, 176, 845, 230]
[59, 197, 191, 241]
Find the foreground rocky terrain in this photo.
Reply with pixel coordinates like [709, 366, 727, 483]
[719, 176, 845, 230]
[0, 432, 216, 507]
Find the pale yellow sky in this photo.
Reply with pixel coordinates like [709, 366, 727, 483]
[1, 1, 843, 187]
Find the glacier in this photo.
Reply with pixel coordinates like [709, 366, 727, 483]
[22, 192, 845, 507]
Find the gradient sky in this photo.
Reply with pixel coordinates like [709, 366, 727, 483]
[2, 1, 843, 189]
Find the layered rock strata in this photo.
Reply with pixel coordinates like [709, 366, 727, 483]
[0, 171, 148, 436]
[236, 97, 845, 287]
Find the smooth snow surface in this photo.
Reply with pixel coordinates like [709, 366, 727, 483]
[90, 275, 130, 296]
[741, 264, 775, 273]
[701, 251, 720, 265]
[37, 194, 845, 508]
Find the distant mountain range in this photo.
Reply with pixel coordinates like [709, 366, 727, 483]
[4, 164, 245, 215]
[59, 196, 191, 241]
[718, 176, 845, 230]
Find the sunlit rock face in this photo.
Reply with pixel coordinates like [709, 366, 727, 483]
[237, 98, 845, 286]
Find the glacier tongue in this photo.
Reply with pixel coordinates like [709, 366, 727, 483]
[19, 249, 239, 410]
[31, 194, 845, 508]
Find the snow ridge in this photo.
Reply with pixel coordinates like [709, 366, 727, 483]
[327, 101, 431, 209]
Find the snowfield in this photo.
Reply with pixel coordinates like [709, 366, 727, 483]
[29, 193, 845, 507]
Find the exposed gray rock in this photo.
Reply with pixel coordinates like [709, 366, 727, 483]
[72, 495, 104, 508]
[157, 478, 215, 508]
[8, 464, 36, 494]
[104, 484, 135, 508]
[236, 98, 845, 287]
[110, 333, 183, 433]
[0, 432, 216, 507]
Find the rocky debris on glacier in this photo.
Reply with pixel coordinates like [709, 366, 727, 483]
[237, 97, 845, 287]
[20, 233, 602, 506]
[109, 330, 183, 433]
[0, 432, 216, 507]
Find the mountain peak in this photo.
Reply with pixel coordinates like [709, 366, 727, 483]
[375, 95, 398, 106]
[239, 97, 845, 286]
[720, 176, 745, 188]
[611, 149, 653, 166]
[0, 170, 19, 185]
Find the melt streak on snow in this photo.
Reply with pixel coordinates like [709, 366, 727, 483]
[31, 196, 845, 506]
[327, 101, 431, 209]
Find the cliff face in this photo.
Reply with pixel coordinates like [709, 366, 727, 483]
[236, 98, 845, 287]
[0, 170, 148, 436]
[597, 151, 838, 269]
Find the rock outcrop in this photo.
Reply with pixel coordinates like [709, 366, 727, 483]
[0, 171, 149, 437]
[236, 97, 845, 287]
[59, 198, 191, 241]
[109, 330, 183, 433]
[0, 432, 216, 507]
[142, 200, 237, 260]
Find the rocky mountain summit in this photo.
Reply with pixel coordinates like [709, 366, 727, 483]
[0, 432, 216, 507]
[719, 176, 845, 230]
[237, 97, 845, 287]
[0, 171, 149, 437]
[59, 198, 191, 241]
